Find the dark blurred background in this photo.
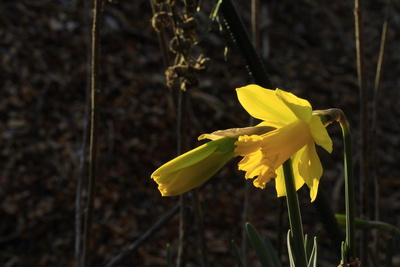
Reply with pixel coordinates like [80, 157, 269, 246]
[0, 0, 399, 266]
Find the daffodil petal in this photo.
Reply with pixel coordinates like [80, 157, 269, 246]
[236, 85, 296, 125]
[198, 133, 224, 141]
[275, 89, 312, 123]
[309, 115, 333, 153]
[256, 120, 287, 129]
[291, 147, 307, 191]
[198, 126, 275, 141]
[274, 165, 286, 197]
[274, 150, 305, 198]
[152, 141, 217, 177]
[158, 144, 234, 196]
[298, 142, 323, 202]
[235, 149, 277, 189]
[234, 135, 263, 156]
[151, 138, 236, 196]
[259, 120, 312, 167]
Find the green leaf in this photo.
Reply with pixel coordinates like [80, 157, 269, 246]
[231, 240, 244, 267]
[246, 222, 275, 267]
[335, 214, 400, 238]
[385, 237, 393, 267]
[307, 237, 318, 267]
[166, 244, 172, 267]
[263, 237, 283, 267]
[287, 230, 296, 267]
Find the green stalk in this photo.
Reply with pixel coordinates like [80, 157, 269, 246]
[339, 117, 356, 259]
[314, 109, 356, 262]
[282, 160, 308, 267]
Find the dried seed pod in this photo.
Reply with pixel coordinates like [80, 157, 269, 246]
[175, 17, 197, 39]
[193, 55, 210, 73]
[151, 11, 171, 32]
[183, 0, 199, 16]
[181, 76, 198, 90]
[169, 36, 191, 54]
[165, 66, 179, 88]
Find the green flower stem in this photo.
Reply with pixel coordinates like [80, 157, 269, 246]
[339, 116, 356, 260]
[282, 159, 308, 267]
[314, 109, 356, 261]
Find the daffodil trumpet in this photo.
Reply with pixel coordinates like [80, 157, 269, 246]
[152, 85, 334, 202]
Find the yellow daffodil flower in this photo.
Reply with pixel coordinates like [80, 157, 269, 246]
[234, 84, 333, 201]
[151, 84, 332, 201]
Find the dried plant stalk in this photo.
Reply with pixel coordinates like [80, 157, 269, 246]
[81, 0, 104, 266]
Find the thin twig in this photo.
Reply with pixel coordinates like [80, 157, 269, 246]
[177, 88, 189, 267]
[105, 204, 180, 267]
[241, 179, 250, 267]
[75, 1, 93, 266]
[190, 189, 210, 267]
[149, 0, 171, 70]
[354, 0, 369, 261]
[251, 0, 260, 51]
[81, 0, 104, 266]
[354, 0, 369, 215]
[372, 0, 390, 252]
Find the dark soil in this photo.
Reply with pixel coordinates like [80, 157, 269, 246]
[1, 0, 399, 266]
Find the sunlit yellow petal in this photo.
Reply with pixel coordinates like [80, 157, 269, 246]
[275, 89, 312, 123]
[298, 142, 323, 201]
[259, 120, 312, 164]
[234, 134, 264, 156]
[235, 119, 313, 191]
[198, 126, 275, 141]
[256, 120, 287, 129]
[309, 115, 333, 153]
[151, 138, 236, 196]
[274, 150, 306, 197]
[291, 147, 307, 191]
[274, 165, 286, 197]
[236, 150, 277, 188]
[152, 141, 217, 178]
[197, 133, 224, 141]
[236, 85, 296, 124]
[158, 147, 234, 196]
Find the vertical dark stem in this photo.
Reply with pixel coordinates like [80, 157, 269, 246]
[251, 0, 260, 51]
[149, 0, 171, 70]
[81, 0, 104, 266]
[190, 189, 209, 267]
[241, 180, 250, 267]
[282, 160, 307, 266]
[372, 0, 390, 251]
[276, 198, 284, 260]
[75, 0, 92, 266]
[354, 0, 369, 262]
[177, 88, 189, 267]
[220, 0, 272, 88]
[354, 0, 369, 218]
[340, 119, 356, 260]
